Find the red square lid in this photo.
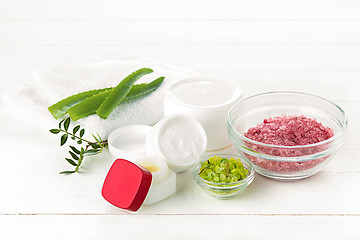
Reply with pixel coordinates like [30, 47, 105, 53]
[102, 159, 152, 211]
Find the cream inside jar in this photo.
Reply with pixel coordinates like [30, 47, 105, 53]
[135, 156, 168, 184]
[146, 114, 207, 173]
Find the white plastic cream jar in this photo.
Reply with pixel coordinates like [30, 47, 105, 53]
[164, 77, 242, 150]
[146, 114, 207, 172]
[108, 114, 207, 173]
[133, 156, 176, 205]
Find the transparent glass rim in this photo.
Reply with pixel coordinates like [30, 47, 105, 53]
[193, 154, 255, 187]
[228, 91, 348, 150]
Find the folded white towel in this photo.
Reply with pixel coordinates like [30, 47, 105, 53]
[4, 56, 198, 138]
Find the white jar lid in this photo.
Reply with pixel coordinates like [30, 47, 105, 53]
[108, 125, 152, 161]
[146, 114, 207, 172]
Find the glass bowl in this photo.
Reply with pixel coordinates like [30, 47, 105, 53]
[227, 91, 348, 181]
[193, 154, 254, 199]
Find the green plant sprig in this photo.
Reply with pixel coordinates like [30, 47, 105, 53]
[49, 117, 108, 174]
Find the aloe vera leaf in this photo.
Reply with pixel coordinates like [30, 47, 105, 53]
[121, 76, 164, 103]
[96, 68, 154, 119]
[67, 77, 164, 121]
[48, 88, 111, 119]
[68, 89, 113, 121]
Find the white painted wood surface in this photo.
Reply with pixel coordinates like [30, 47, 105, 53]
[0, 0, 359, 239]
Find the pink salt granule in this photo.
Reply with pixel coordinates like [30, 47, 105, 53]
[245, 115, 333, 146]
[243, 115, 334, 173]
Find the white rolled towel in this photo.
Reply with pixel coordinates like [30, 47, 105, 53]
[4, 56, 198, 138]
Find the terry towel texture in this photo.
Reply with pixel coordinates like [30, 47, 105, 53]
[4, 57, 198, 138]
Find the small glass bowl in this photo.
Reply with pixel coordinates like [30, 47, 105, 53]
[193, 154, 254, 199]
[227, 91, 348, 181]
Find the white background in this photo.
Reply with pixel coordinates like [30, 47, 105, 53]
[0, 0, 360, 239]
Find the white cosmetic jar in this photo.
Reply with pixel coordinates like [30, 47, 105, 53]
[108, 114, 207, 173]
[164, 77, 242, 150]
[146, 114, 207, 172]
[133, 156, 176, 205]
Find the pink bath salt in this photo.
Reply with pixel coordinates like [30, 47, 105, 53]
[243, 115, 334, 173]
[245, 115, 334, 146]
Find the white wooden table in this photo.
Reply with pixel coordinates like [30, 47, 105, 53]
[1, 0, 360, 239]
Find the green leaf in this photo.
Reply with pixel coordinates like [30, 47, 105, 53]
[60, 134, 68, 146]
[66, 77, 163, 121]
[92, 134, 100, 144]
[96, 134, 105, 149]
[48, 75, 163, 120]
[64, 117, 71, 131]
[68, 89, 113, 121]
[97, 133, 103, 142]
[70, 146, 80, 154]
[71, 136, 76, 140]
[65, 158, 78, 166]
[96, 68, 153, 119]
[53, 118, 108, 175]
[69, 151, 79, 160]
[83, 149, 100, 156]
[59, 119, 65, 129]
[89, 143, 100, 149]
[73, 125, 80, 134]
[48, 88, 111, 119]
[121, 76, 164, 103]
[49, 129, 60, 134]
[59, 170, 76, 174]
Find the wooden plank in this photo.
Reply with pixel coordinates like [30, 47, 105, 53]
[0, 215, 359, 239]
[1, 20, 360, 45]
[0, 45, 359, 74]
[1, 0, 360, 20]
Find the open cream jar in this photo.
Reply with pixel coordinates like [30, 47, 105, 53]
[108, 114, 207, 172]
[146, 114, 207, 172]
[102, 157, 176, 211]
[164, 77, 242, 150]
[134, 156, 176, 205]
